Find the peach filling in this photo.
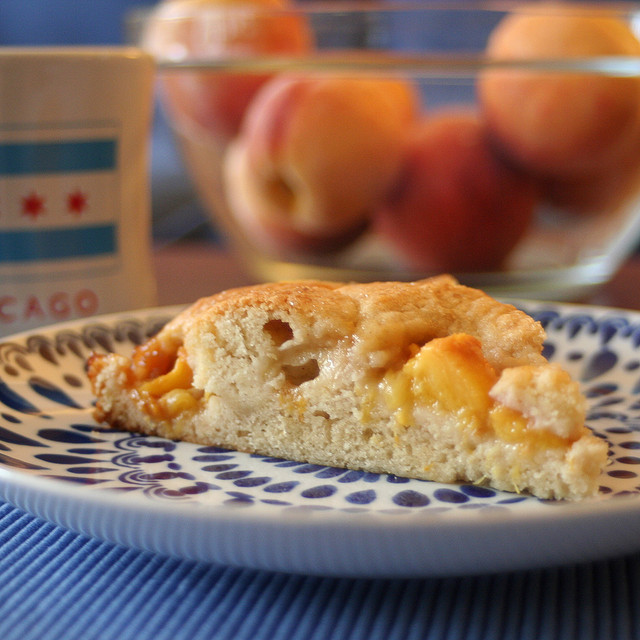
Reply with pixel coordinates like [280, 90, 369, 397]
[128, 337, 203, 421]
[383, 333, 574, 452]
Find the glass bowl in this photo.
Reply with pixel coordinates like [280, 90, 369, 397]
[143, 1, 640, 300]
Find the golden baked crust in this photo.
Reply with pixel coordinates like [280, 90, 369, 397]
[87, 276, 608, 500]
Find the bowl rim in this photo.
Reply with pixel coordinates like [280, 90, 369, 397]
[141, 0, 640, 70]
[143, 0, 640, 19]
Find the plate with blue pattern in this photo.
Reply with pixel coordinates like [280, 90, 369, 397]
[1, 302, 640, 578]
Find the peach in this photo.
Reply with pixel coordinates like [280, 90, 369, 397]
[373, 112, 538, 272]
[144, 0, 314, 140]
[477, 3, 640, 177]
[223, 73, 420, 254]
[542, 144, 640, 214]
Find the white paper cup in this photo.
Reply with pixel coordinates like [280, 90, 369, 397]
[0, 47, 157, 337]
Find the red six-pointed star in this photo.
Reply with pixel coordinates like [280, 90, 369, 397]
[67, 189, 88, 215]
[22, 192, 46, 218]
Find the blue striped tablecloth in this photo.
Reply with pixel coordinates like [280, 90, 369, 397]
[1, 501, 638, 640]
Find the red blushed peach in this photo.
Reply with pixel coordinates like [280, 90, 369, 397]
[478, 2, 640, 178]
[144, 0, 314, 140]
[373, 112, 538, 272]
[542, 152, 640, 215]
[539, 129, 640, 214]
[222, 73, 420, 254]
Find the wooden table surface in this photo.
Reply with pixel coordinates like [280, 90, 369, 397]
[153, 240, 640, 311]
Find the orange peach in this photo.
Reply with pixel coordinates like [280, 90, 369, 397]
[223, 73, 420, 254]
[374, 112, 538, 272]
[144, 0, 314, 140]
[478, 3, 640, 177]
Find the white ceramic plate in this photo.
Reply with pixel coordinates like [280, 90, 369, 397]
[1, 302, 640, 578]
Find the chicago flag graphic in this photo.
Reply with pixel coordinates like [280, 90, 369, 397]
[0, 125, 123, 332]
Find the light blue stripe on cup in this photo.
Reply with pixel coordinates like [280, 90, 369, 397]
[0, 224, 116, 262]
[0, 139, 116, 175]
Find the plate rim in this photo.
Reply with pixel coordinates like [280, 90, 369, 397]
[2, 299, 640, 575]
